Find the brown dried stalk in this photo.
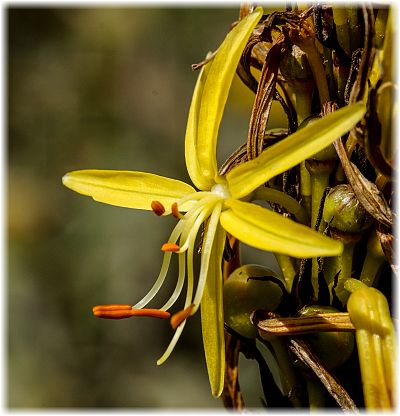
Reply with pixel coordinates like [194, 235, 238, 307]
[252, 311, 355, 336]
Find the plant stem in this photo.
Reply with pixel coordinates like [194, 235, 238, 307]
[306, 159, 335, 294]
[332, 7, 351, 56]
[300, 161, 312, 218]
[274, 253, 297, 292]
[306, 45, 330, 106]
[325, 231, 360, 305]
[360, 231, 386, 287]
[307, 378, 325, 409]
[267, 337, 303, 407]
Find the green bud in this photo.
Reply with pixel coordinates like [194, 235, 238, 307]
[279, 44, 313, 83]
[223, 264, 285, 339]
[299, 305, 354, 369]
[323, 184, 373, 233]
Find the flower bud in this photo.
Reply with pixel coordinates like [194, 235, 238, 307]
[323, 184, 373, 233]
[298, 305, 354, 369]
[223, 264, 285, 339]
[279, 44, 313, 83]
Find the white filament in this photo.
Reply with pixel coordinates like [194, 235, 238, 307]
[134, 190, 226, 365]
[133, 219, 185, 309]
[191, 202, 222, 314]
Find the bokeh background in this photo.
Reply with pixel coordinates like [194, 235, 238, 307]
[8, 6, 286, 408]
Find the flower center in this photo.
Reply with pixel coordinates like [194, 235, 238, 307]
[211, 182, 231, 200]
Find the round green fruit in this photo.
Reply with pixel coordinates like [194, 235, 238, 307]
[299, 305, 354, 369]
[323, 184, 372, 233]
[223, 264, 285, 339]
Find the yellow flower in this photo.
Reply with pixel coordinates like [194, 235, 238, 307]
[62, 7, 366, 397]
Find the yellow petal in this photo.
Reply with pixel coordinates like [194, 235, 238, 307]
[194, 7, 263, 184]
[200, 224, 226, 398]
[220, 199, 343, 258]
[185, 54, 214, 190]
[226, 102, 366, 199]
[347, 286, 396, 409]
[62, 170, 195, 211]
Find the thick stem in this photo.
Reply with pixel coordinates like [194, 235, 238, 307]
[334, 63, 350, 107]
[322, 47, 335, 100]
[307, 378, 325, 409]
[339, 242, 355, 282]
[360, 231, 386, 287]
[290, 81, 313, 125]
[300, 161, 312, 218]
[325, 242, 355, 304]
[267, 338, 303, 407]
[310, 170, 330, 294]
[332, 7, 351, 56]
[274, 253, 297, 292]
[310, 172, 330, 232]
[306, 46, 330, 106]
[325, 230, 361, 305]
[306, 158, 336, 294]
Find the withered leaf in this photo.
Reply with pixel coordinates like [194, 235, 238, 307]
[246, 39, 284, 160]
[288, 338, 359, 411]
[334, 138, 393, 228]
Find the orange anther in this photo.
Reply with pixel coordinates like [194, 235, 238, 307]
[171, 202, 183, 219]
[93, 304, 135, 319]
[131, 308, 171, 319]
[92, 304, 132, 313]
[170, 304, 195, 330]
[151, 200, 165, 216]
[161, 243, 180, 252]
[92, 304, 170, 320]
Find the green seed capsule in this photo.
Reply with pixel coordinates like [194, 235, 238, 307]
[323, 184, 373, 233]
[223, 264, 285, 339]
[299, 305, 355, 369]
[279, 44, 313, 82]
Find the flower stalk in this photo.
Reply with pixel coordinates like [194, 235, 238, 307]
[359, 231, 386, 287]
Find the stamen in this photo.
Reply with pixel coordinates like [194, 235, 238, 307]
[192, 203, 223, 313]
[157, 203, 222, 365]
[151, 200, 166, 216]
[177, 199, 215, 253]
[170, 304, 195, 330]
[92, 304, 170, 319]
[161, 243, 180, 252]
[133, 218, 186, 310]
[131, 309, 171, 319]
[161, 250, 186, 310]
[92, 304, 134, 319]
[92, 304, 132, 312]
[171, 202, 183, 219]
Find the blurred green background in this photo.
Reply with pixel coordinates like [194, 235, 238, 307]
[8, 6, 286, 408]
